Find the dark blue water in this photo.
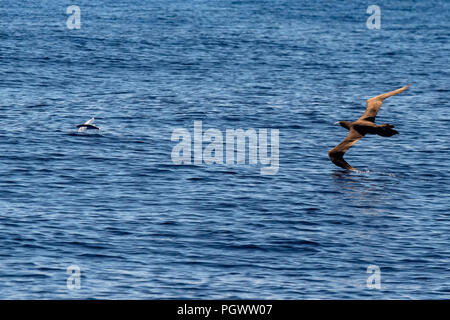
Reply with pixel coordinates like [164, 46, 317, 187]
[0, 0, 449, 299]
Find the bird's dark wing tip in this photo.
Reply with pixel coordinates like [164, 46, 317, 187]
[328, 150, 355, 170]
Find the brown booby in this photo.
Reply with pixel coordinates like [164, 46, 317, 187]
[328, 85, 409, 170]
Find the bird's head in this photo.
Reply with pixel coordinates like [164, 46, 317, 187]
[335, 121, 352, 130]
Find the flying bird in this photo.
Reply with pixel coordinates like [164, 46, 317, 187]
[76, 117, 100, 133]
[328, 85, 409, 170]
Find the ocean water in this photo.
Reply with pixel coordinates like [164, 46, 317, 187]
[0, 0, 449, 299]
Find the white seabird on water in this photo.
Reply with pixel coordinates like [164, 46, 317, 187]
[76, 117, 100, 133]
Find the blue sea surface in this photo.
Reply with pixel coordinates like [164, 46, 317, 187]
[0, 0, 449, 299]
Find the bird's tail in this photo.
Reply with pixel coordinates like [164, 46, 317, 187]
[375, 124, 399, 137]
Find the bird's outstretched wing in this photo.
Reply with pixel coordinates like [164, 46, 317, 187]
[328, 128, 364, 170]
[358, 85, 409, 122]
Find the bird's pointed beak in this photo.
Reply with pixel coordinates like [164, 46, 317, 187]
[334, 121, 340, 125]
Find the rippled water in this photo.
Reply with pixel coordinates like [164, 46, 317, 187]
[0, 0, 449, 299]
